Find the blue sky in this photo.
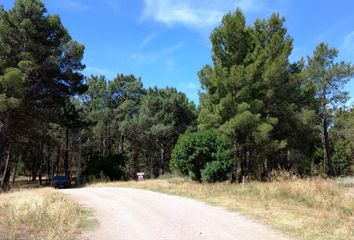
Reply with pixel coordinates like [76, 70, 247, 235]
[2, 0, 354, 104]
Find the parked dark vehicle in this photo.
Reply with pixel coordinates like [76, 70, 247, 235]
[51, 176, 70, 188]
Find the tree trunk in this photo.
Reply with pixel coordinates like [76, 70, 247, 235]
[77, 134, 81, 185]
[246, 150, 250, 177]
[262, 158, 268, 181]
[55, 146, 60, 175]
[231, 140, 238, 183]
[1, 144, 12, 191]
[47, 139, 51, 184]
[240, 152, 245, 182]
[12, 156, 19, 187]
[39, 145, 43, 185]
[120, 135, 124, 154]
[287, 149, 291, 169]
[107, 118, 111, 155]
[0, 113, 10, 163]
[32, 148, 40, 181]
[323, 117, 335, 176]
[160, 143, 165, 175]
[64, 128, 69, 177]
[101, 136, 104, 157]
[31, 155, 37, 181]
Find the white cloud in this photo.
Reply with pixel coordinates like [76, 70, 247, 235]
[50, 0, 89, 11]
[130, 52, 156, 64]
[104, 0, 120, 11]
[139, 33, 157, 48]
[185, 82, 200, 91]
[84, 66, 112, 76]
[141, 0, 264, 29]
[165, 59, 176, 72]
[341, 31, 354, 51]
[48, 0, 121, 12]
[131, 41, 184, 64]
[179, 81, 200, 94]
[162, 41, 184, 54]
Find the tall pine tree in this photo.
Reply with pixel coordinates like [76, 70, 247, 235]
[0, 0, 86, 189]
[305, 43, 354, 175]
[198, 9, 308, 180]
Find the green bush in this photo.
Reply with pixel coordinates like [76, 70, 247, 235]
[170, 130, 234, 182]
[201, 159, 234, 182]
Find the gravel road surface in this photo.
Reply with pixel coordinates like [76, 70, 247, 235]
[62, 187, 290, 240]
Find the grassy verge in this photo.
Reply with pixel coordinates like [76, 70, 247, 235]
[91, 177, 354, 240]
[0, 188, 96, 240]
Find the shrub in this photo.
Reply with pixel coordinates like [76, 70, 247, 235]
[201, 159, 233, 182]
[170, 130, 234, 182]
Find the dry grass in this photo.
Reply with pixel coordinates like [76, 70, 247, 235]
[0, 188, 95, 240]
[91, 177, 354, 240]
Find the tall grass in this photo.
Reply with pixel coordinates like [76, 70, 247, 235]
[0, 188, 95, 240]
[91, 177, 354, 240]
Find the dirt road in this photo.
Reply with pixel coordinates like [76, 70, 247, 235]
[62, 187, 290, 240]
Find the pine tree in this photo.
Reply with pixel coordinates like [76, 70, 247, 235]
[305, 43, 354, 175]
[0, 0, 86, 189]
[198, 9, 307, 180]
[124, 87, 196, 177]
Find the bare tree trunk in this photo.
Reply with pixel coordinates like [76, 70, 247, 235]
[120, 135, 124, 154]
[160, 143, 165, 175]
[231, 140, 238, 183]
[107, 118, 111, 156]
[32, 145, 41, 182]
[56, 146, 61, 175]
[31, 153, 37, 181]
[12, 156, 19, 187]
[64, 128, 69, 177]
[246, 150, 250, 177]
[262, 158, 268, 181]
[47, 139, 51, 184]
[150, 155, 154, 179]
[1, 144, 12, 191]
[101, 136, 104, 157]
[240, 152, 245, 182]
[0, 113, 9, 164]
[323, 117, 334, 176]
[77, 134, 81, 185]
[39, 145, 43, 185]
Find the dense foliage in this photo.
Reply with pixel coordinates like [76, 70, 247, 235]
[0, 1, 353, 189]
[81, 78, 196, 179]
[0, 0, 86, 189]
[198, 9, 353, 180]
[330, 108, 354, 175]
[86, 154, 127, 181]
[170, 130, 233, 182]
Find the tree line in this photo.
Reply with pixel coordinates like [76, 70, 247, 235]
[1, 0, 353, 190]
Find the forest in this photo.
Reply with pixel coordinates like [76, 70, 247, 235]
[1, 0, 354, 190]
